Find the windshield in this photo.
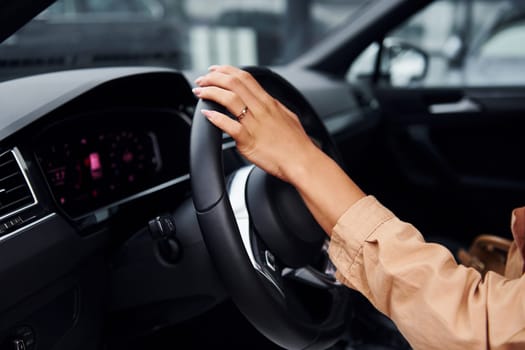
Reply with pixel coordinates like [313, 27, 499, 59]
[0, 0, 367, 82]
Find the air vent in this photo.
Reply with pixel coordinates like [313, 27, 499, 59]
[0, 150, 37, 219]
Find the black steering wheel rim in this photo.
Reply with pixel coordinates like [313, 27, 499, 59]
[190, 67, 348, 350]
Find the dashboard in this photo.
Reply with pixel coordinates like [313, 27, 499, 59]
[0, 68, 217, 349]
[0, 66, 361, 350]
[0, 68, 202, 227]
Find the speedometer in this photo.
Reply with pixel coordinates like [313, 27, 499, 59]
[39, 128, 161, 213]
[35, 108, 190, 218]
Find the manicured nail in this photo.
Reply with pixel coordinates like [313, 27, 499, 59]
[201, 109, 215, 120]
[192, 87, 201, 96]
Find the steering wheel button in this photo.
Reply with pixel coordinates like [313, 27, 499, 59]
[265, 250, 277, 271]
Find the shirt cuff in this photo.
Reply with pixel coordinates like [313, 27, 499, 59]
[328, 195, 394, 287]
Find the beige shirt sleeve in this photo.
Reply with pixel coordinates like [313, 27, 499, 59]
[505, 242, 523, 279]
[328, 196, 525, 350]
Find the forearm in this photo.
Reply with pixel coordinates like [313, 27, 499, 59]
[285, 144, 365, 234]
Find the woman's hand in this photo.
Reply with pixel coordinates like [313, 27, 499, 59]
[192, 65, 321, 184]
[193, 65, 365, 233]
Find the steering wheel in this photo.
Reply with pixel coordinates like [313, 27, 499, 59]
[190, 67, 349, 350]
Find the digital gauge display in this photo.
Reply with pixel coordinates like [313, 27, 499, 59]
[38, 128, 163, 217]
[35, 108, 191, 217]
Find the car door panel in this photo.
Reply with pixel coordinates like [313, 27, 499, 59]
[371, 86, 525, 241]
[376, 87, 525, 182]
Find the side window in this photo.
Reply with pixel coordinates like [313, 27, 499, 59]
[348, 0, 524, 87]
[479, 20, 525, 57]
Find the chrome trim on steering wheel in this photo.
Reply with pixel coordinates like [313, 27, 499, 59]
[228, 166, 284, 297]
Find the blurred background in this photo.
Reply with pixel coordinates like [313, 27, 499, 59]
[1, 0, 523, 87]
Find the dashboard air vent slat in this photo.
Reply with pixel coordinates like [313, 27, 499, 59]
[0, 151, 36, 219]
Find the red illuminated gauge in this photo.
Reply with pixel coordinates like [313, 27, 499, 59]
[38, 129, 162, 214]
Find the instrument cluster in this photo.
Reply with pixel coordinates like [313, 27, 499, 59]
[35, 108, 191, 218]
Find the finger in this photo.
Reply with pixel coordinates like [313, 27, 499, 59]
[209, 65, 270, 99]
[195, 71, 265, 117]
[201, 109, 248, 142]
[210, 65, 277, 113]
[193, 86, 247, 121]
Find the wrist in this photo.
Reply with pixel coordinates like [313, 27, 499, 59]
[282, 142, 328, 187]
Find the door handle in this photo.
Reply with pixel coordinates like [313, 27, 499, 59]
[429, 97, 481, 114]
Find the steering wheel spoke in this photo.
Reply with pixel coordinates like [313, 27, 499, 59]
[229, 165, 286, 297]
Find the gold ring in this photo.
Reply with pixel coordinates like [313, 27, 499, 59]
[237, 106, 248, 120]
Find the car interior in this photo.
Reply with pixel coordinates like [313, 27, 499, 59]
[1, 0, 525, 349]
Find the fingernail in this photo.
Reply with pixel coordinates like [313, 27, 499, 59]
[192, 87, 201, 96]
[201, 109, 216, 121]
[208, 65, 219, 71]
[194, 76, 203, 84]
